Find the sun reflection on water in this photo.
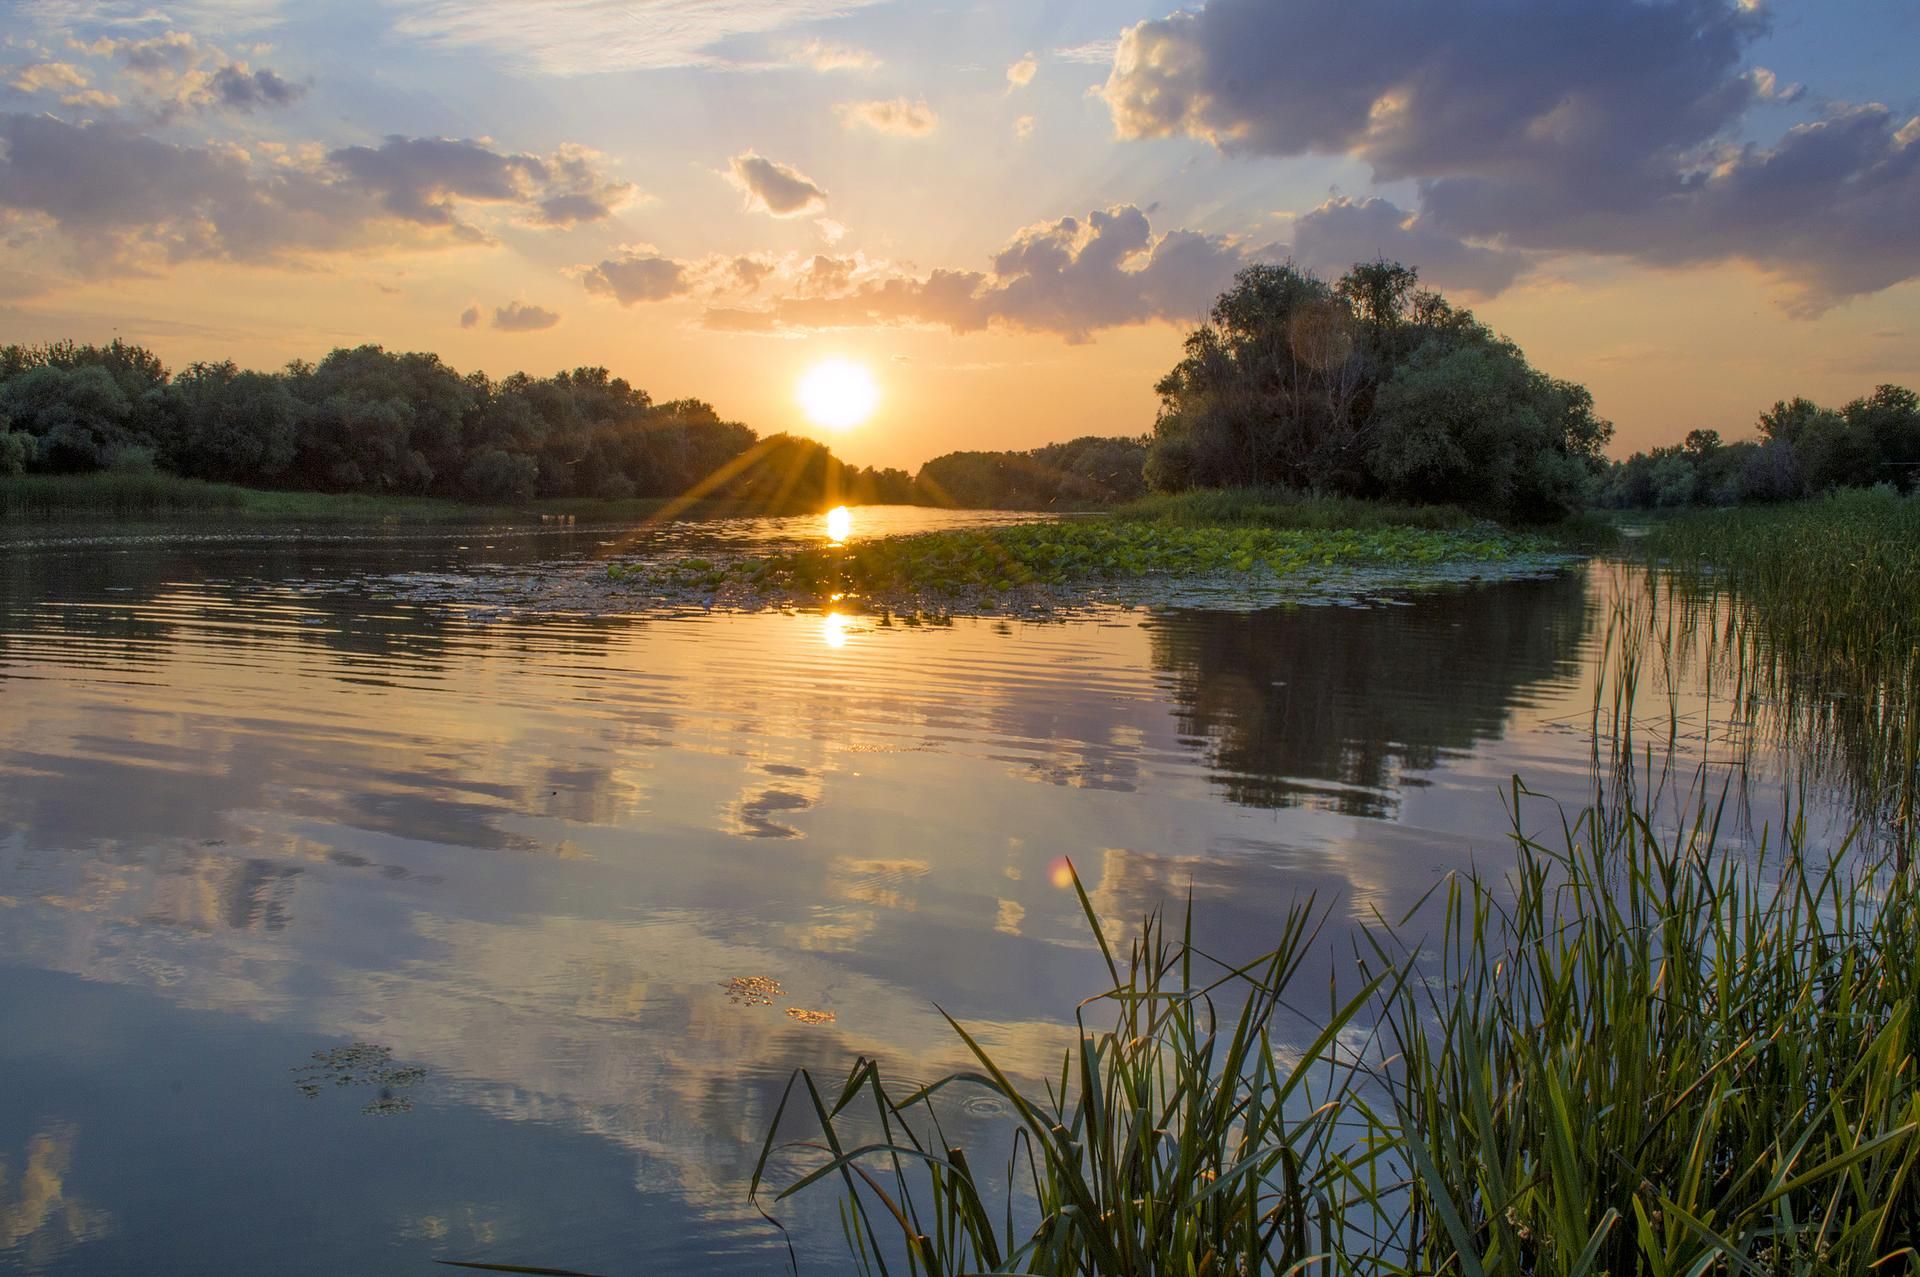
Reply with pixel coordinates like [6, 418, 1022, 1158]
[822, 611, 851, 649]
[825, 505, 853, 544]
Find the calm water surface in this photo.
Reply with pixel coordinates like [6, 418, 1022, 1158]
[0, 509, 1854, 1274]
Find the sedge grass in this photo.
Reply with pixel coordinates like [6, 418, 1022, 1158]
[755, 786, 1919, 1275]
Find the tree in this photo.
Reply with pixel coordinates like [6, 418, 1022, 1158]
[1148, 259, 1609, 519]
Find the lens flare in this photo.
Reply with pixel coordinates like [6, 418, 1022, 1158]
[1047, 857, 1076, 890]
[825, 504, 853, 543]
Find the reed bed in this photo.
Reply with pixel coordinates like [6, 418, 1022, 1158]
[1644, 489, 1920, 840]
[0, 470, 250, 516]
[756, 789, 1920, 1275]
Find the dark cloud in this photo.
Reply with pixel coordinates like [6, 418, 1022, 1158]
[1098, 0, 1920, 308]
[698, 205, 1261, 341]
[209, 63, 304, 110]
[491, 301, 560, 331]
[329, 135, 548, 229]
[726, 151, 828, 217]
[1288, 197, 1527, 297]
[459, 304, 481, 328]
[0, 112, 630, 270]
[581, 253, 690, 304]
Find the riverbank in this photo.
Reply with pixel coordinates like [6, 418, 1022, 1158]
[0, 472, 829, 523]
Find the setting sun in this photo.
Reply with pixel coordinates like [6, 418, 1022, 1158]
[796, 359, 879, 431]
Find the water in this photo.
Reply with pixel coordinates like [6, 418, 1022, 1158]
[0, 510, 1856, 1275]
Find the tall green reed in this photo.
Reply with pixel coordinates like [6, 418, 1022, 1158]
[760, 787, 1920, 1274]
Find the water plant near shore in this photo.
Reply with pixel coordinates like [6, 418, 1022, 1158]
[606, 520, 1546, 608]
[751, 787, 1920, 1275]
[1645, 489, 1920, 836]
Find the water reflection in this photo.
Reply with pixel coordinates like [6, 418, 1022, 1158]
[0, 528, 1833, 1274]
[0, 1125, 111, 1271]
[1149, 571, 1593, 817]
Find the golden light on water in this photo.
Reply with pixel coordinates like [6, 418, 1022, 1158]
[822, 611, 851, 649]
[825, 504, 853, 544]
[796, 359, 879, 431]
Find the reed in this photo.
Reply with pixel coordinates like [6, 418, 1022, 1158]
[1644, 489, 1920, 842]
[757, 789, 1920, 1274]
[0, 470, 250, 515]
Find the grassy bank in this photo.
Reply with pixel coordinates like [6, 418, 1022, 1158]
[0, 472, 831, 523]
[753, 788, 1918, 1275]
[607, 519, 1551, 609]
[1118, 486, 1477, 530]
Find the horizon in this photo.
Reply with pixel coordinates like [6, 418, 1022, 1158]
[1, 0, 1917, 472]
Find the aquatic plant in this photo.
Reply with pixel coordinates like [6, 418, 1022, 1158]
[755, 788, 1920, 1274]
[606, 520, 1546, 606]
[1645, 489, 1920, 839]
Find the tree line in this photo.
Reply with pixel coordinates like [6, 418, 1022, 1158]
[0, 340, 916, 508]
[1142, 260, 1613, 521]
[1598, 386, 1920, 508]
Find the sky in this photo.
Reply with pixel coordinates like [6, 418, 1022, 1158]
[0, 0, 1916, 470]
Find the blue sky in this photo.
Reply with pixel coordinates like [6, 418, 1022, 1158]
[1, 0, 1915, 466]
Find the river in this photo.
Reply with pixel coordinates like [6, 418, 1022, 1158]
[0, 508, 1861, 1275]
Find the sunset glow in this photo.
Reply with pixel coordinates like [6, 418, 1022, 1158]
[797, 361, 879, 432]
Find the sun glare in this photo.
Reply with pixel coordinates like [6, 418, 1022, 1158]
[825, 504, 853, 543]
[797, 359, 879, 431]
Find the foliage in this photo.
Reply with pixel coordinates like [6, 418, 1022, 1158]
[1146, 261, 1610, 521]
[914, 436, 1150, 509]
[0, 340, 908, 511]
[0, 470, 249, 516]
[754, 869, 1380, 1276]
[608, 519, 1541, 605]
[1117, 487, 1476, 530]
[755, 789, 1920, 1275]
[1645, 489, 1920, 828]
[1601, 384, 1919, 508]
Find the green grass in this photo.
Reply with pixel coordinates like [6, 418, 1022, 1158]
[0, 470, 253, 516]
[752, 787, 1920, 1276]
[0, 473, 835, 524]
[609, 521, 1548, 604]
[1643, 489, 1920, 831]
[1117, 487, 1480, 531]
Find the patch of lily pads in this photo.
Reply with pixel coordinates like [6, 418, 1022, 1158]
[601, 520, 1574, 617]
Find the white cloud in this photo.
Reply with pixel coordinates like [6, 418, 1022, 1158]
[791, 39, 879, 72]
[835, 97, 937, 137]
[384, 0, 892, 74]
[1006, 51, 1036, 88]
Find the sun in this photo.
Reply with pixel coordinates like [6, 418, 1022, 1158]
[796, 359, 879, 431]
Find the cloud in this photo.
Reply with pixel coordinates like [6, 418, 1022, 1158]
[491, 300, 560, 331]
[792, 40, 879, 72]
[1053, 39, 1117, 65]
[51, 29, 306, 118]
[1097, 0, 1920, 309]
[330, 135, 633, 233]
[1288, 197, 1528, 297]
[383, 0, 891, 74]
[8, 62, 90, 93]
[207, 62, 303, 110]
[580, 252, 690, 304]
[725, 151, 827, 217]
[459, 304, 481, 328]
[0, 112, 630, 271]
[1006, 52, 1036, 89]
[687, 204, 1261, 341]
[835, 98, 937, 137]
[1014, 114, 1035, 140]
